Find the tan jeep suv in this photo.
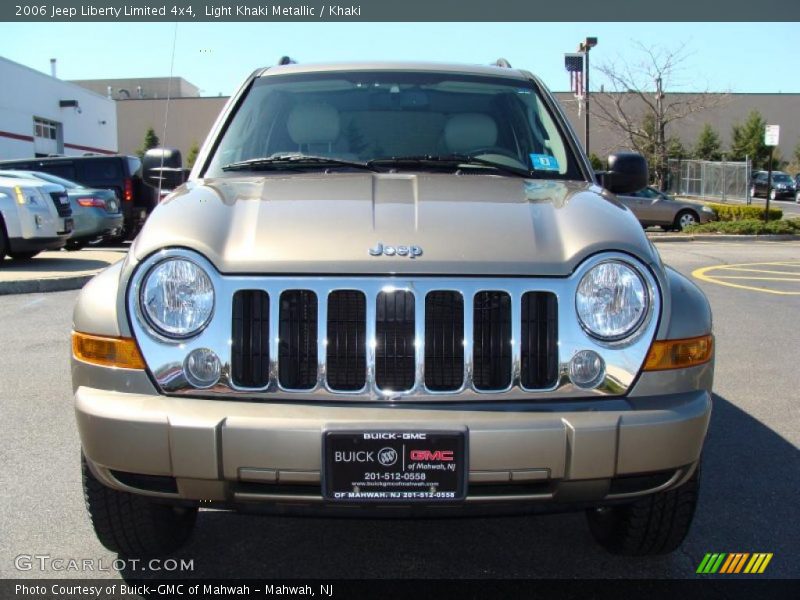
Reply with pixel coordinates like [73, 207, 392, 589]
[72, 60, 714, 558]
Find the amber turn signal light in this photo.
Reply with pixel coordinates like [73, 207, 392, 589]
[643, 335, 713, 371]
[72, 331, 145, 370]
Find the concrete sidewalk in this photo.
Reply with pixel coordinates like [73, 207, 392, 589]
[0, 249, 125, 295]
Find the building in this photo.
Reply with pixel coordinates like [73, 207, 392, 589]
[70, 77, 200, 100]
[0, 57, 118, 159]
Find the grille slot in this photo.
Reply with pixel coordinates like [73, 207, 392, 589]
[279, 290, 318, 389]
[375, 291, 415, 391]
[49, 191, 72, 217]
[521, 292, 559, 389]
[473, 291, 512, 390]
[425, 291, 464, 391]
[231, 290, 270, 388]
[326, 291, 367, 391]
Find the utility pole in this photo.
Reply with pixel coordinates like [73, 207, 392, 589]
[655, 76, 666, 190]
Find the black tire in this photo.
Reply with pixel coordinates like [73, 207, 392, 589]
[673, 210, 699, 231]
[8, 251, 40, 260]
[586, 467, 700, 556]
[0, 217, 8, 262]
[82, 453, 197, 557]
[65, 240, 87, 251]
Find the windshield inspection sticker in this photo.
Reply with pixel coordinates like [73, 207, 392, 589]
[530, 154, 560, 171]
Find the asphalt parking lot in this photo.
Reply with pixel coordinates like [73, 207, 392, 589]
[0, 241, 797, 581]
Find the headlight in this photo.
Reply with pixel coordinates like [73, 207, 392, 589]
[140, 258, 215, 338]
[576, 261, 649, 341]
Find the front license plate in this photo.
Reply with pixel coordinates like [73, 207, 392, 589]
[323, 430, 467, 503]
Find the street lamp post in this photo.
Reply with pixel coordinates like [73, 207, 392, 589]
[580, 37, 597, 156]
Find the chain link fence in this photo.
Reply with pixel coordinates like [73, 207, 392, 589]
[667, 158, 752, 203]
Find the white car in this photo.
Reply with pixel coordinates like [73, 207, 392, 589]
[0, 176, 72, 261]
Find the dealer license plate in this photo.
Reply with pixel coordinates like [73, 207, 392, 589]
[323, 430, 467, 503]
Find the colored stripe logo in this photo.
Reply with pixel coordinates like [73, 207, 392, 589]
[696, 553, 773, 574]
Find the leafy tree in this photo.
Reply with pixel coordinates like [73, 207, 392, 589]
[729, 111, 769, 169]
[136, 127, 160, 159]
[693, 124, 722, 161]
[588, 153, 604, 171]
[186, 141, 200, 168]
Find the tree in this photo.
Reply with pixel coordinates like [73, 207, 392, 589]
[729, 111, 769, 169]
[136, 127, 160, 159]
[588, 152, 604, 171]
[186, 141, 200, 168]
[592, 42, 728, 190]
[693, 124, 722, 161]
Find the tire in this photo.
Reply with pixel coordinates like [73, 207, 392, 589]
[0, 218, 8, 262]
[8, 251, 40, 260]
[82, 453, 197, 557]
[586, 467, 700, 556]
[65, 240, 87, 251]
[674, 210, 699, 231]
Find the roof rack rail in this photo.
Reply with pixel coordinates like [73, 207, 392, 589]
[278, 56, 297, 65]
[494, 58, 512, 68]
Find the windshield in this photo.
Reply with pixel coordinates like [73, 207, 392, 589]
[772, 173, 791, 183]
[205, 71, 582, 179]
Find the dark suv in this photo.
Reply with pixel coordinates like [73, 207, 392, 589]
[750, 170, 796, 200]
[0, 155, 155, 238]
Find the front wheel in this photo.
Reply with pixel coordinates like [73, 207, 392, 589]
[65, 240, 87, 251]
[586, 467, 700, 556]
[82, 454, 197, 557]
[674, 210, 699, 231]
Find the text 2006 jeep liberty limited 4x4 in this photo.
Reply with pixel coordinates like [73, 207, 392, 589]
[72, 60, 713, 557]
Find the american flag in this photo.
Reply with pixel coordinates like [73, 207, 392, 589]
[564, 53, 584, 97]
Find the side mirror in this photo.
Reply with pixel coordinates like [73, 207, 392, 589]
[142, 148, 184, 191]
[598, 152, 649, 194]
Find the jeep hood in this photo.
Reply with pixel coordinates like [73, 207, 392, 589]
[132, 173, 658, 276]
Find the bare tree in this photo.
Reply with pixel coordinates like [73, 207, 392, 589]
[592, 42, 728, 190]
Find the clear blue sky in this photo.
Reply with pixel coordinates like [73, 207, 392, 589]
[1, 22, 798, 96]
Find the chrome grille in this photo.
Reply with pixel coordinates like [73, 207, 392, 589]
[230, 286, 558, 397]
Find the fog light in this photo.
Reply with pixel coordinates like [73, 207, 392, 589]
[184, 348, 221, 388]
[569, 350, 605, 389]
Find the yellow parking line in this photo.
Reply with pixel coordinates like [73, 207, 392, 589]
[713, 276, 800, 282]
[692, 262, 800, 295]
[714, 267, 800, 275]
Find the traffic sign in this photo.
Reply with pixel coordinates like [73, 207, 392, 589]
[765, 125, 780, 147]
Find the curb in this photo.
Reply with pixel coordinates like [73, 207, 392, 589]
[649, 234, 800, 243]
[0, 274, 96, 295]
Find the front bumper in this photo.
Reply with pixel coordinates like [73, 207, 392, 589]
[75, 364, 712, 510]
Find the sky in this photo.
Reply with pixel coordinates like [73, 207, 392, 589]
[1, 22, 798, 96]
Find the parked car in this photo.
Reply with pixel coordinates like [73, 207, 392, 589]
[617, 186, 716, 230]
[72, 60, 714, 558]
[0, 176, 71, 261]
[0, 170, 123, 250]
[750, 170, 796, 200]
[0, 154, 154, 238]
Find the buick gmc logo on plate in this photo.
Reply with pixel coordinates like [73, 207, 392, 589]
[368, 242, 423, 258]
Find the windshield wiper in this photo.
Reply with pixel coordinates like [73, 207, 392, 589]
[222, 154, 380, 172]
[366, 154, 538, 178]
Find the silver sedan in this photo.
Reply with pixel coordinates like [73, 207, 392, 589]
[617, 186, 716, 230]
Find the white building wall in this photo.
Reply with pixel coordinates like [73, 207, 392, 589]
[0, 56, 117, 160]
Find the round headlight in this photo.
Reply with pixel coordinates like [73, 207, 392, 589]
[576, 261, 649, 341]
[141, 258, 214, 338]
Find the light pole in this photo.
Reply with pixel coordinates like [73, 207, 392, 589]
[580, 37, 598, 155]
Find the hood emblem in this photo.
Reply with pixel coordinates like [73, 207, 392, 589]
[369, 242, 423, 259]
